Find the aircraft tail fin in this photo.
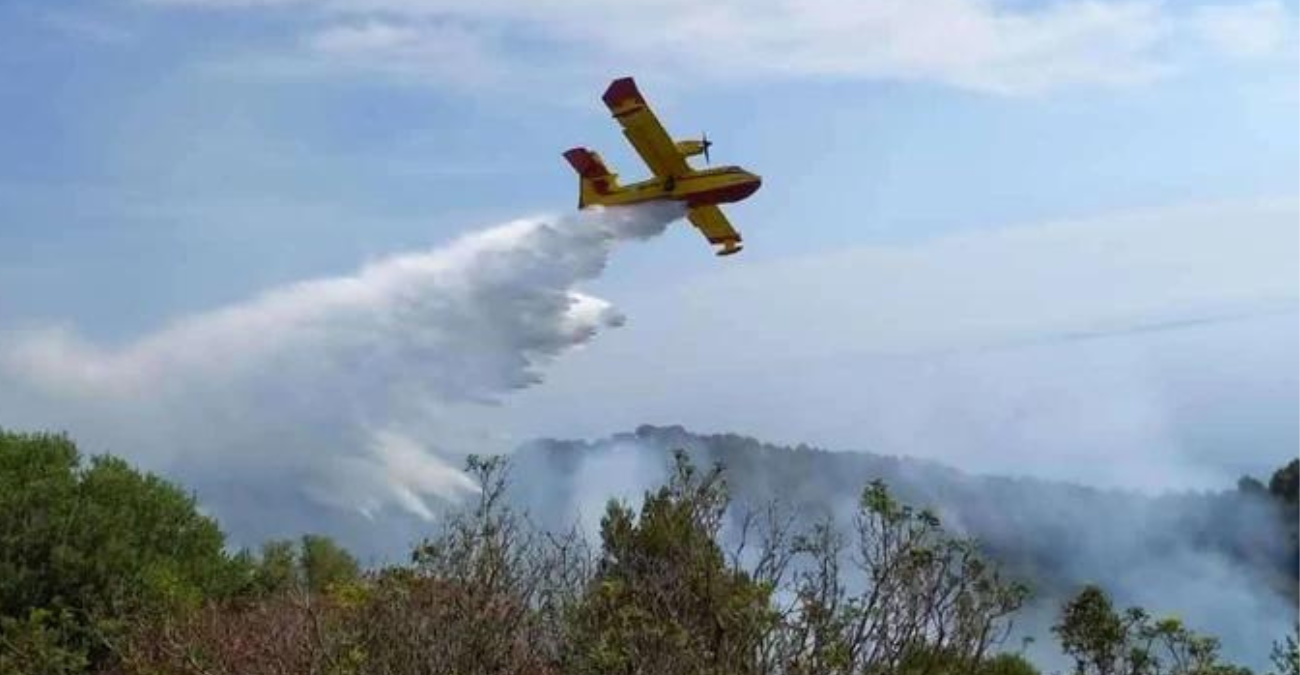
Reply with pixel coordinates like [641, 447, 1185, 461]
[563, 147, 618, 208]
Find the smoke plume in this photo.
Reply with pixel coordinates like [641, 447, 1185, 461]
[514, 426, 1297, 671]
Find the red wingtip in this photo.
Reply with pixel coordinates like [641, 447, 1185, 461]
[602, 77, 643, 108]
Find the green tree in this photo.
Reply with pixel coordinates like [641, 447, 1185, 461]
[253, 539, 302, 595]
[1265, 459, 1300, 591]
[977, 653, 1042, 675]
[565, 450, 776, 675]
[1237, 476, 1268, 497]
[0, 610, 88, 675]
[1270, 460, 1298, 505]
[1054, 585, 1250, 675]
[1272, 628, 1299, 675]
[0, 430, 247, 667]
[249, 534, 359, 596]
[763, 480, 1029, 675]
[353, 454, 572, 675]
[1054, 586, 1126, 675]
[301, 534, 361, 594]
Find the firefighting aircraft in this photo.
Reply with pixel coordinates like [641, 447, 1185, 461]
[563, 77, 762, 256]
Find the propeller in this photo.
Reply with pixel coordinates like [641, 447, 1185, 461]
[701, 132, 712, 164]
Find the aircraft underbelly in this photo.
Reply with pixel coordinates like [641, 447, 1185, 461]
[597, 177, 760, 208]
[684, 180, 761, 206]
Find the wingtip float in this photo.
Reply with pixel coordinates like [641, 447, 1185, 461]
[563, 76, 761, 257]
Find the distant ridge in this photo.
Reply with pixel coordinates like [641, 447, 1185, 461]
[513, 424, 1297, 664]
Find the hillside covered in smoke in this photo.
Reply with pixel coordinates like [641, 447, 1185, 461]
[512, 424, 1298, 668]
[7, 427, 1294, 675]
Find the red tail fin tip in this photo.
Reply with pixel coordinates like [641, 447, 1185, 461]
[562, 148, 610, 180]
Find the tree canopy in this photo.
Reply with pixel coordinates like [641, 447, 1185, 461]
[0, 430, 248, 671]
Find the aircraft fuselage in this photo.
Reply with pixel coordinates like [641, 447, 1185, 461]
[587, 165, 762, 208]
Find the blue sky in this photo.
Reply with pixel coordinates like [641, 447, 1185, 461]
[3, 0, 1295, 335]
[1, 0, 1297, 498]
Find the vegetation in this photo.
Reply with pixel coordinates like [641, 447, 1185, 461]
[1272, 629, 1299, 675]
[0, 429, 1290, 674]
[0, 430, 361, 674]
[0, 431, 245, 673]
[566, 454, 773, 674]
[1053, 585, 1252, 675]
[522, 426, 1300, 603]
[1269, 461, 1298, 506]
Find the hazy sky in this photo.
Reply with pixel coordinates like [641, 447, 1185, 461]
[1, 0, 1297, 505]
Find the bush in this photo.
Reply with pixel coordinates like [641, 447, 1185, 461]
[0, 610, 88, 675]
[0, 430, 249, 668]
[564, 451, 774, 675]
[1054, 585, 1251, 675]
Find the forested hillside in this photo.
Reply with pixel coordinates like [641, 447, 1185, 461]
[513, 426, 1299, 667]
[516, 425, 1297, 589]
[2, 428, 1295, 674]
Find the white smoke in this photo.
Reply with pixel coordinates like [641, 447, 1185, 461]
[511, 428, 1296, 671]
[0, 203, 683, 542]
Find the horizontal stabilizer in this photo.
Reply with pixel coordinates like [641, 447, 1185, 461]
[562, 147, 612, 179]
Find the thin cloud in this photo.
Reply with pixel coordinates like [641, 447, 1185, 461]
[37, 9, 136, 44]
[139, 0, 1295, 94]
[303, 19, 508, 86]
[1190, 0, 1293, 59]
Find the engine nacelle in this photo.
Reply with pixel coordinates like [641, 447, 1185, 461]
[675, 140, 708, 157]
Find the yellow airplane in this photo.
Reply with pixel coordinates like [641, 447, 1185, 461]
[564, 77, 762, 256]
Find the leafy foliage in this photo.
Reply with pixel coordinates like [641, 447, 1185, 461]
[1271, 629, 1299, 675]
[758, 479, 1030, 675]
[1054, 585, 1251, 675]
[978, 652, 1043, 675]
[565, 450, 775, 675]
[0, 610, 88, 675]
[302, 534, 361, 594]
[1270, 461, 1299, 506]
[0, 430, 248, 668]
[350, 454, 581, 675]
[250, 535, 361, 596]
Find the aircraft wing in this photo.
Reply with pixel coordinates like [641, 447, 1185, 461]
[602, 77, 691, 178]
[687, 205, 743, 255]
